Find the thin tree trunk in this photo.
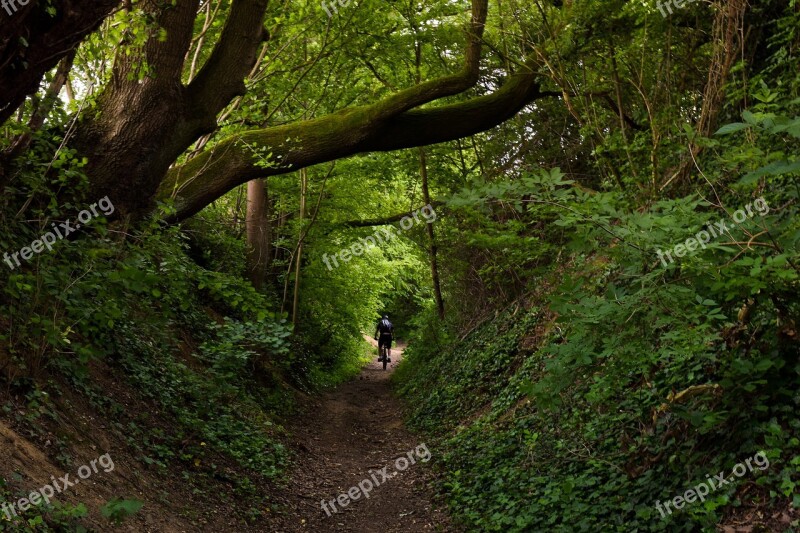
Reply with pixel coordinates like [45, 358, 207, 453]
[280, 164, 330, 316]
[5, 51, 76, 160]
[265, 194, 275, 281]
[246, 178, 271, 289]
[672, 0, 747, 188]
[418, 148, 445, 320]
[291, 169, 307, 327]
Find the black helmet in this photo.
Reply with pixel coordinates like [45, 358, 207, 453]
[382, 314, 389, 319]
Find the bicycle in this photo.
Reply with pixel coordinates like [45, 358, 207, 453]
[378, 342, 391, 370]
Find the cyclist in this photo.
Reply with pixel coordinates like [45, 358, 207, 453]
[374, 315, 394, 363]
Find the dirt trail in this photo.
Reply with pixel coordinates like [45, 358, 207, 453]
[267, 341, 454, 532]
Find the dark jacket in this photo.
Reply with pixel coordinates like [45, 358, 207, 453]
[375, 318, 393, 339]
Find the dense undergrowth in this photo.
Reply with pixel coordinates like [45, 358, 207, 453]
[394, 6, 800, 529]
[0, 175, 369, 529]
[396, 146, 800, 531]
[1, 0, 799, 531]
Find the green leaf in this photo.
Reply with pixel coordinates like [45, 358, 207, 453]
[101, 499, 144, 523]
[715, 122, 750, 135]
[739, 160, 800, 185]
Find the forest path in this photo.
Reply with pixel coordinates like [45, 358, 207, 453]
[266, 339, 454, 532]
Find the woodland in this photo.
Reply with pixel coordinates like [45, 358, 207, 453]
[0, 0, 798, 531]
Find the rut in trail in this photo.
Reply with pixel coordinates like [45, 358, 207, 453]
[267, 342, 455, 532]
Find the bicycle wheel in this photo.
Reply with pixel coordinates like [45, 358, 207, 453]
[382, 348, 388, 370]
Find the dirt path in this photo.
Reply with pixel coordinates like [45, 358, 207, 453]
[267, 341, 455, 532]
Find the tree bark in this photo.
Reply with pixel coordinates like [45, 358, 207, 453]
[0, 0, 119, 125]
[245, 178, 271, 289]
[72, 0, 270, 217]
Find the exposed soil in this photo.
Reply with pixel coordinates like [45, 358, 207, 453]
[0, 358, 285, 533]
[265, 340, 457, 532]
[0, 340, 455, 532]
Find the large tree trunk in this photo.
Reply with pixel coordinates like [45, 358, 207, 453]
[0, 0, 119, 124]
[72, 0, 270, 218]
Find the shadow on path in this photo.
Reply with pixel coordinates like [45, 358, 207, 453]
[267, 339, 454, 532]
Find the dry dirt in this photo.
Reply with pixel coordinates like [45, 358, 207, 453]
[264, 340, 457, 532]
[0, 340, 458, 532]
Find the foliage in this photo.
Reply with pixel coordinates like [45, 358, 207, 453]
[99, 499, 143, 525]
[0, 152, 295, 524]
[1, 0, 799, 530]
[397, 129, 799, 530]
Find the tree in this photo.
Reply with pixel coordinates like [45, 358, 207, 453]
[1, 0, 554, 224]
[0, 0, 119, 124]
[245, 179, 272, 290]
[418, 148, 445, 320]
[71, 0, 271, 218]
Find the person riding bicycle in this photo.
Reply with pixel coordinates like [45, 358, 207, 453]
[374, 315, 394, 363]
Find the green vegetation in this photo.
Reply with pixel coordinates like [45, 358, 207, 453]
[1, 0, 799, 530]
[393, 2, 800, 529]
[397, 170, 800, 529]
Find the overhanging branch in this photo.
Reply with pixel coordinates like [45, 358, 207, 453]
[159, 62, 553, 222]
